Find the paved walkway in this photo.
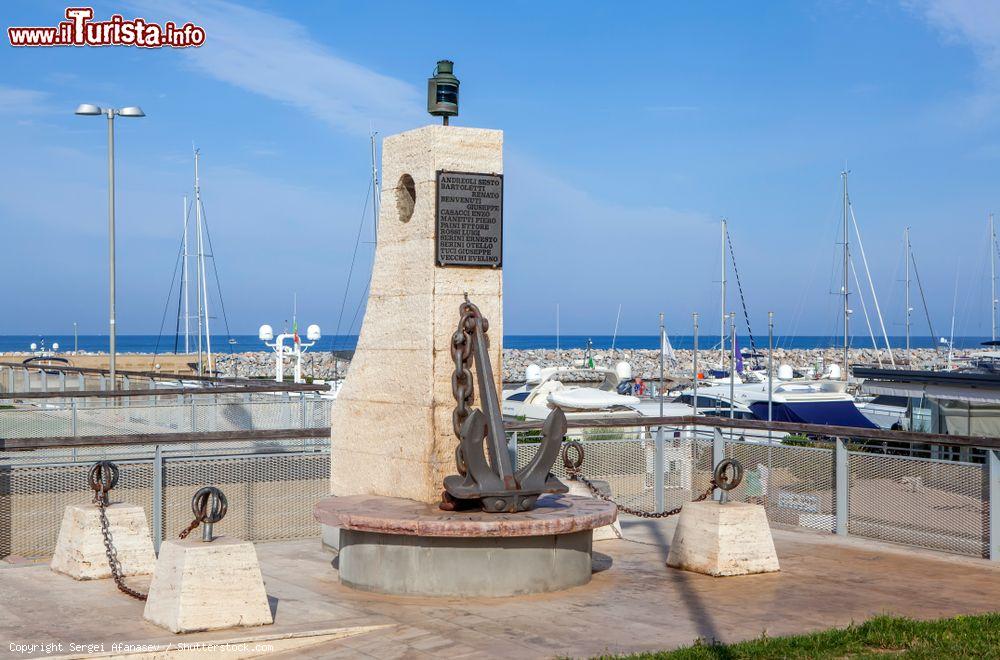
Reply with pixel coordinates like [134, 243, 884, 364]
[2, 518, 999, 659]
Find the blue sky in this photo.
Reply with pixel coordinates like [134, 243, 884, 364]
[2, 1, 1000, 341]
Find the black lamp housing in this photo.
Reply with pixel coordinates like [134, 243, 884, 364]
[427, 60, 459, 124]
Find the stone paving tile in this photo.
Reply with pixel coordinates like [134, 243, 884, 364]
[2, 517, 1000, 659]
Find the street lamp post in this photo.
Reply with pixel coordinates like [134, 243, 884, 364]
[75, 103, 144, 386]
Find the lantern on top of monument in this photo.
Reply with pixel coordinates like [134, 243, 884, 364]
[427, 60, 459, 125]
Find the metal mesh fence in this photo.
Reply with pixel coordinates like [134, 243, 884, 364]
[1, 410, 993, 560]
[0, 398, 331, 439]
[0, 459, 153, 559]
[723, 439, 837, 533]
[848, 452, 986, 557]
[0, 440, 329, 560]
[514, 426, 990, 558]
[515, 427, 712, 514]
[162, 453, 329, 543]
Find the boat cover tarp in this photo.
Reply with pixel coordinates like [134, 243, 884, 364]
[749, 401, 878, 429]
[547, 389, 639, 410]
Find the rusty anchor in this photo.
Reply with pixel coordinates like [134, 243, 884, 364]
[440, 298, 567, 513]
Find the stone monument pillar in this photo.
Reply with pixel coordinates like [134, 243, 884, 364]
[329, 125, 503, 504]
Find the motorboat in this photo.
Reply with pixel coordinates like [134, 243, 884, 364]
[502, 363, 641, 421]
[674, 363, 877, 433]
[854, 394, 909, 430]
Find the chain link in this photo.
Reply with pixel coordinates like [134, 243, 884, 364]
[89, 462, 228, 600]
[95, 495, 148, 601]
[561, 440, 721, 519]
[565, 464, 716, 518]
[177, 518, 201, 540]
[451, 298, 482, 438]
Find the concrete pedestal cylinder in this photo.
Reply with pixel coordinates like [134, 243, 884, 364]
[339, 529, 592, 597]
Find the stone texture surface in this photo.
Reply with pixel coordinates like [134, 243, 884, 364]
[667, 501, 780, 576]
[143, 537, 273, 633]
[330, 125, 504, 504]
[49, 504, 155, 580]
[314, 494, 616, 538]
[4, 521, 1000, 658]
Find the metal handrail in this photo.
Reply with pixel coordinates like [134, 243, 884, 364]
[0, 360, 277, 385]
[0, 427, 330, 451]
[0, 382, 330, 399]
[504, 414, 1000, 451]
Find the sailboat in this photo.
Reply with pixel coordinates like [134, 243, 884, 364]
[155, 147, 233, 376]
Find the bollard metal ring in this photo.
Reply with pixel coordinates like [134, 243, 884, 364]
[561, 440, 584, 471]
[88, 461, 119, 499]
[191, 486, 228, 524]
[713, 458, 744, 492]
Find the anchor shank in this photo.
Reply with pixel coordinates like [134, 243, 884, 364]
[470, 319, 516, 487]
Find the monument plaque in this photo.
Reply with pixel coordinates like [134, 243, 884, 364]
[436, 170, 503, 268]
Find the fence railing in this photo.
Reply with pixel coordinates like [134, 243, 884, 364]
[4, 410, 999, 563]
[0, 397, 332, 441]
[0, 362, 332, 401]
[508, 414, 1000, 561]
[0, 428, 330, 560]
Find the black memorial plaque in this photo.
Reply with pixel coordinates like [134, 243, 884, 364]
[435, 171, 503, 268]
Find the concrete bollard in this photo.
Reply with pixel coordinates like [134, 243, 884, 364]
[50, 504, 155, 580]
[143, 536, 273, 633]
[666, 500, 780, 576]
[144, 487, 272, 633]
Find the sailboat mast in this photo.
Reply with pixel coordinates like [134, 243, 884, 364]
[905, 226, 910, 362]
[721, 218, 727, 369]
[194, 148, 213, 375]
[842, 171, 850, 380]
[194, 151, 204, 375]
[992, 213, 997, 342]
[182, 195, 190, 355]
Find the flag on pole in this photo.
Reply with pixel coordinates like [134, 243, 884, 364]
[293, 319, 300, 345]
[661, 326, 677, 364]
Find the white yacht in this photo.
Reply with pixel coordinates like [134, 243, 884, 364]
[673, 364, 878, 436]
[502, 363, 641, 421]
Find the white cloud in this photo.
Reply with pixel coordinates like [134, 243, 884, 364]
[128, 0, 423, 135]
[0, 86, 49, 114]
[911, 0, 1000, 66]
[908, 0, 1000, 118]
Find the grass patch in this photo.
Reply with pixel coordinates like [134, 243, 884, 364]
[780, 433, 814, 447]
[597, 613, 1000, 659]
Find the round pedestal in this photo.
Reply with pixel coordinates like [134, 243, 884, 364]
[314, 494, 617, 597]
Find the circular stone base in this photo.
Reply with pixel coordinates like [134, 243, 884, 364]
[314, 494, 617, 597]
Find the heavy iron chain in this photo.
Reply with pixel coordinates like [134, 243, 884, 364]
[90, 462, 229, 600]
[177, 517, 201, 540]
[451, 297, 485, 439]
[90, 461, 148, 601]
[560, 441, 743, 519]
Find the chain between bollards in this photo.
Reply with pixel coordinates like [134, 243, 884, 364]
[89, 461, 147, 601]
[89, 462, 230, 601]
[560, 441, 743, 518]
